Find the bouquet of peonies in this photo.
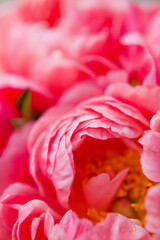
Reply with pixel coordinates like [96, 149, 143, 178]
[1, 0, 160, 239]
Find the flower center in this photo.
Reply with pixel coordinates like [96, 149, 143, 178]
[72, 137, 153, 225]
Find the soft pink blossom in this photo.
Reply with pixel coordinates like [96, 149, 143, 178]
[30, 96, 149, 211]
[28, 92, 160, 238]
[0, 0, 158, 97]
[0, 1, 160, 239]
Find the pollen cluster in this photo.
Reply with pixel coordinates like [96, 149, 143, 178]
[105, 148, 153, 224]
[74, 138, 153, 225]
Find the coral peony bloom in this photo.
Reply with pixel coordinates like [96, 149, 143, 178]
[0, 0, 158, 98]
[1, 0, 160, 239]
[0, 183, 150, 240]
[29, 95, 153, 228]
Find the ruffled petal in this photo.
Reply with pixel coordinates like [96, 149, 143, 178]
[83, 169, 128, 210]
[145, 184, 160, 234]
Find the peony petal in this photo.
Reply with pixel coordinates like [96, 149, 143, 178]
[0, 123, 34, 195]
[83, 169, 128, 210]
[48, 224, 68, 240]
[139, 131, 160, 182]
[150, 110, 160, 132]
[0, 183, 40, 230]
[12, 199, 57, 240]
[105, 84, 160, 117]
[59, 210, 93, 240]
[77, 213, 151, 240]
[145, 184, 160, 234]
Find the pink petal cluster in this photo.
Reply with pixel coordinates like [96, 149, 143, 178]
[0, 183, 150, 240]
[1, 0, 160, 239]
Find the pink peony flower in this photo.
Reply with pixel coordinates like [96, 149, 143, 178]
[29, 95, 152, 225]
[0, 0, 158, 98]
[1, 0, 160, 239]
[0, 15, 105, 96]
[27, 85, 160, 238]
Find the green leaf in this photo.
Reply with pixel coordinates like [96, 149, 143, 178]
[130, 79, 140, 87]
[11, 118, 27, 129]
[17, 89, 33, 120]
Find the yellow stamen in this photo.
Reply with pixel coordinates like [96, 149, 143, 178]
[74, 139, 154, 225]
[87, 208, 107, 225]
